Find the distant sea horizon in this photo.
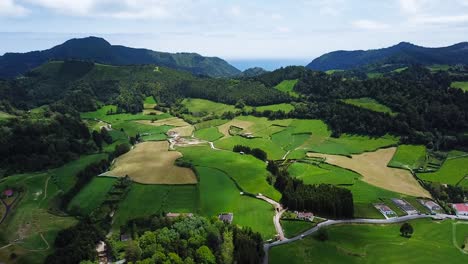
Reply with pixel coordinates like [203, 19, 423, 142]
[228, 59, 309, 71]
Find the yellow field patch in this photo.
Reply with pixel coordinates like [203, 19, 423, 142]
[104, 141, 197, 184]
[143, 109, 164, 115]
[308, 147, 431, 198]
[169, 126, 194, 137]
[136, 117, 191, 127]
[218, 120, 255, 138]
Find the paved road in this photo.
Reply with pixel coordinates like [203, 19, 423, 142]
[262, 213, 468, 264]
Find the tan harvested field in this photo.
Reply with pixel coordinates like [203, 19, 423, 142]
[308, 147, 431, 198]
[218, 120, 255, 138]
[136, 117, 191, 127]
[104, 141, 197, 184]
[169, 126, 194, 137]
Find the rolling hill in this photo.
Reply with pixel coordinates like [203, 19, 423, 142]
[307, 42, 468, 71]
[0, 36, 241, 78]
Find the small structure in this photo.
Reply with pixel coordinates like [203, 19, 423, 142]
[418, 199, 442, 212]
[218, 213, 234, 224]
[295, 211, 314, 221]
[373, 203, 396, 218]
[120, 234, 131, 242]
[166, 212, 194, 219]
[453, 203, 468, 216]
[391, 198, 418, 215]
[96, 241, 108, 264]
[2, 189, 13, 198]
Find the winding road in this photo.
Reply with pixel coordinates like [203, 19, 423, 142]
[257, 195, 286, 241]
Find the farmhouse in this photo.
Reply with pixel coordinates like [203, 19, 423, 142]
[453, 203, 468, 216]
[373, 203, 396, 218]
[295, 211, 314, 221]
[218, 213, 234, 224]
[166, 212, 194, 218]
[418, 199, 442, 212]
[391, 198, 418, 215]
[2, 189, 13, 198]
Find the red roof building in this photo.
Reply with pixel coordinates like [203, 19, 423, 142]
[453, 203, 468, 216]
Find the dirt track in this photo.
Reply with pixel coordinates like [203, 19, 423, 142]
[308, 147, 431, 198]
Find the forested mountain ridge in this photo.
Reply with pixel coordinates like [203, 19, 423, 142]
[0, 36, 241, 78]
[307, 42, 468, 71]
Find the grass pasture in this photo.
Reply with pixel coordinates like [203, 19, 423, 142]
[451, 82, 468, 92]
[67, 177, 117, 215]
[274, 79, 299, 97]
[182, 98, 237, 118]
[216, 136, 286, 160]
[287, 162, 358, 185]
[197, 167, 276, 239]
[0, 111, 14, 121]
[113, 183, 199, 229]
[308, 147, 431, 197]
[418, 157, 468, 187]
[342, 97, 396, 116]
[308, 134, 399, 156]
[388, 145, 427, 170]
[194, 127, 224, 142]
[104, 141, 197, 184]
[255, 103, 295, 113]
[179, 146, 281, 200]
[270, 219, 468, 264]
[281, 220, 316, 238]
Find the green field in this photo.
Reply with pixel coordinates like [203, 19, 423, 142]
[428, 64, 451, 72]
[255, 103, 295, 113]
[270, 219, 468, 264]
[418, 157, 468, 186]
[112, 183, 199, 229]
[197, 167, 276, 238]
[216, 136, 286, 160]
[342, 98, 396, 116]
[0, 111, 14, 120]
[194, 127, 224, 141]
[0, 154, 107, 263]
[274, 79, 299, 97]
[281, 220, 316, 238]
[287, 162, 358, 185]
[451, 82, 468, 92]
[182, 98, 238, 117]
[144, 96, 157, 105]
[179, 146, 281, 200]
[67, 177, 117, 215]
[388, 145, 427, 170]
[309, 134, 399, 156]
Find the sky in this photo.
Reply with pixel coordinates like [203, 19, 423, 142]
[1, 0, 468, 69]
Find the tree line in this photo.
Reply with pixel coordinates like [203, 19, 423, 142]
[268, 161, 354, 218]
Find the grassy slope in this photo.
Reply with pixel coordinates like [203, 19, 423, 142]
[270, 219, 468, 264]
[113, 183, 199, 229]
[342, 97, 396, 116]
[274, 79, 299, 97]
[287, 162, 357, 185]
[197, 167, 275, 239]
[194, 127, 224, 142]
[451, 82, 468, 92]
[0, 154, 107, 263]
[179, 146, 281, 200]
[281, 220, 316, 238]
[388, 145, 426, 170]
[418, 157, 468, 186]
[309, 134, 399, 156]
[67, 177, 117, 215]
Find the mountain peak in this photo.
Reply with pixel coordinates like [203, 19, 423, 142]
[61, 36, 111, 48]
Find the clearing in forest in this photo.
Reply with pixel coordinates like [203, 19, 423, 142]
[308, 147, 431, 198]
[104, 141, 197, 184]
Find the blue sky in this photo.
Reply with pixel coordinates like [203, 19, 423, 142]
[1, 0, 468, 63]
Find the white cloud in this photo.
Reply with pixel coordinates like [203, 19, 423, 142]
[0, 0, 29, 16]
[352, 19, 390, 30]
[398, 0, 426, 14]
[229, 6, 241, 17]
[412, 14, 468, 24]
[276, 26, 291, 33]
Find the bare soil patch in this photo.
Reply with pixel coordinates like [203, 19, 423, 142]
[136, 117, 191, 127]
[308, 147, 431, 198]
[104, 141, 197, 184]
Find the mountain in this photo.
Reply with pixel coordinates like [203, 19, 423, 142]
[238, 67, 269, 77]
[0, 37, 241, 78]
[307, 42, 468, 71]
